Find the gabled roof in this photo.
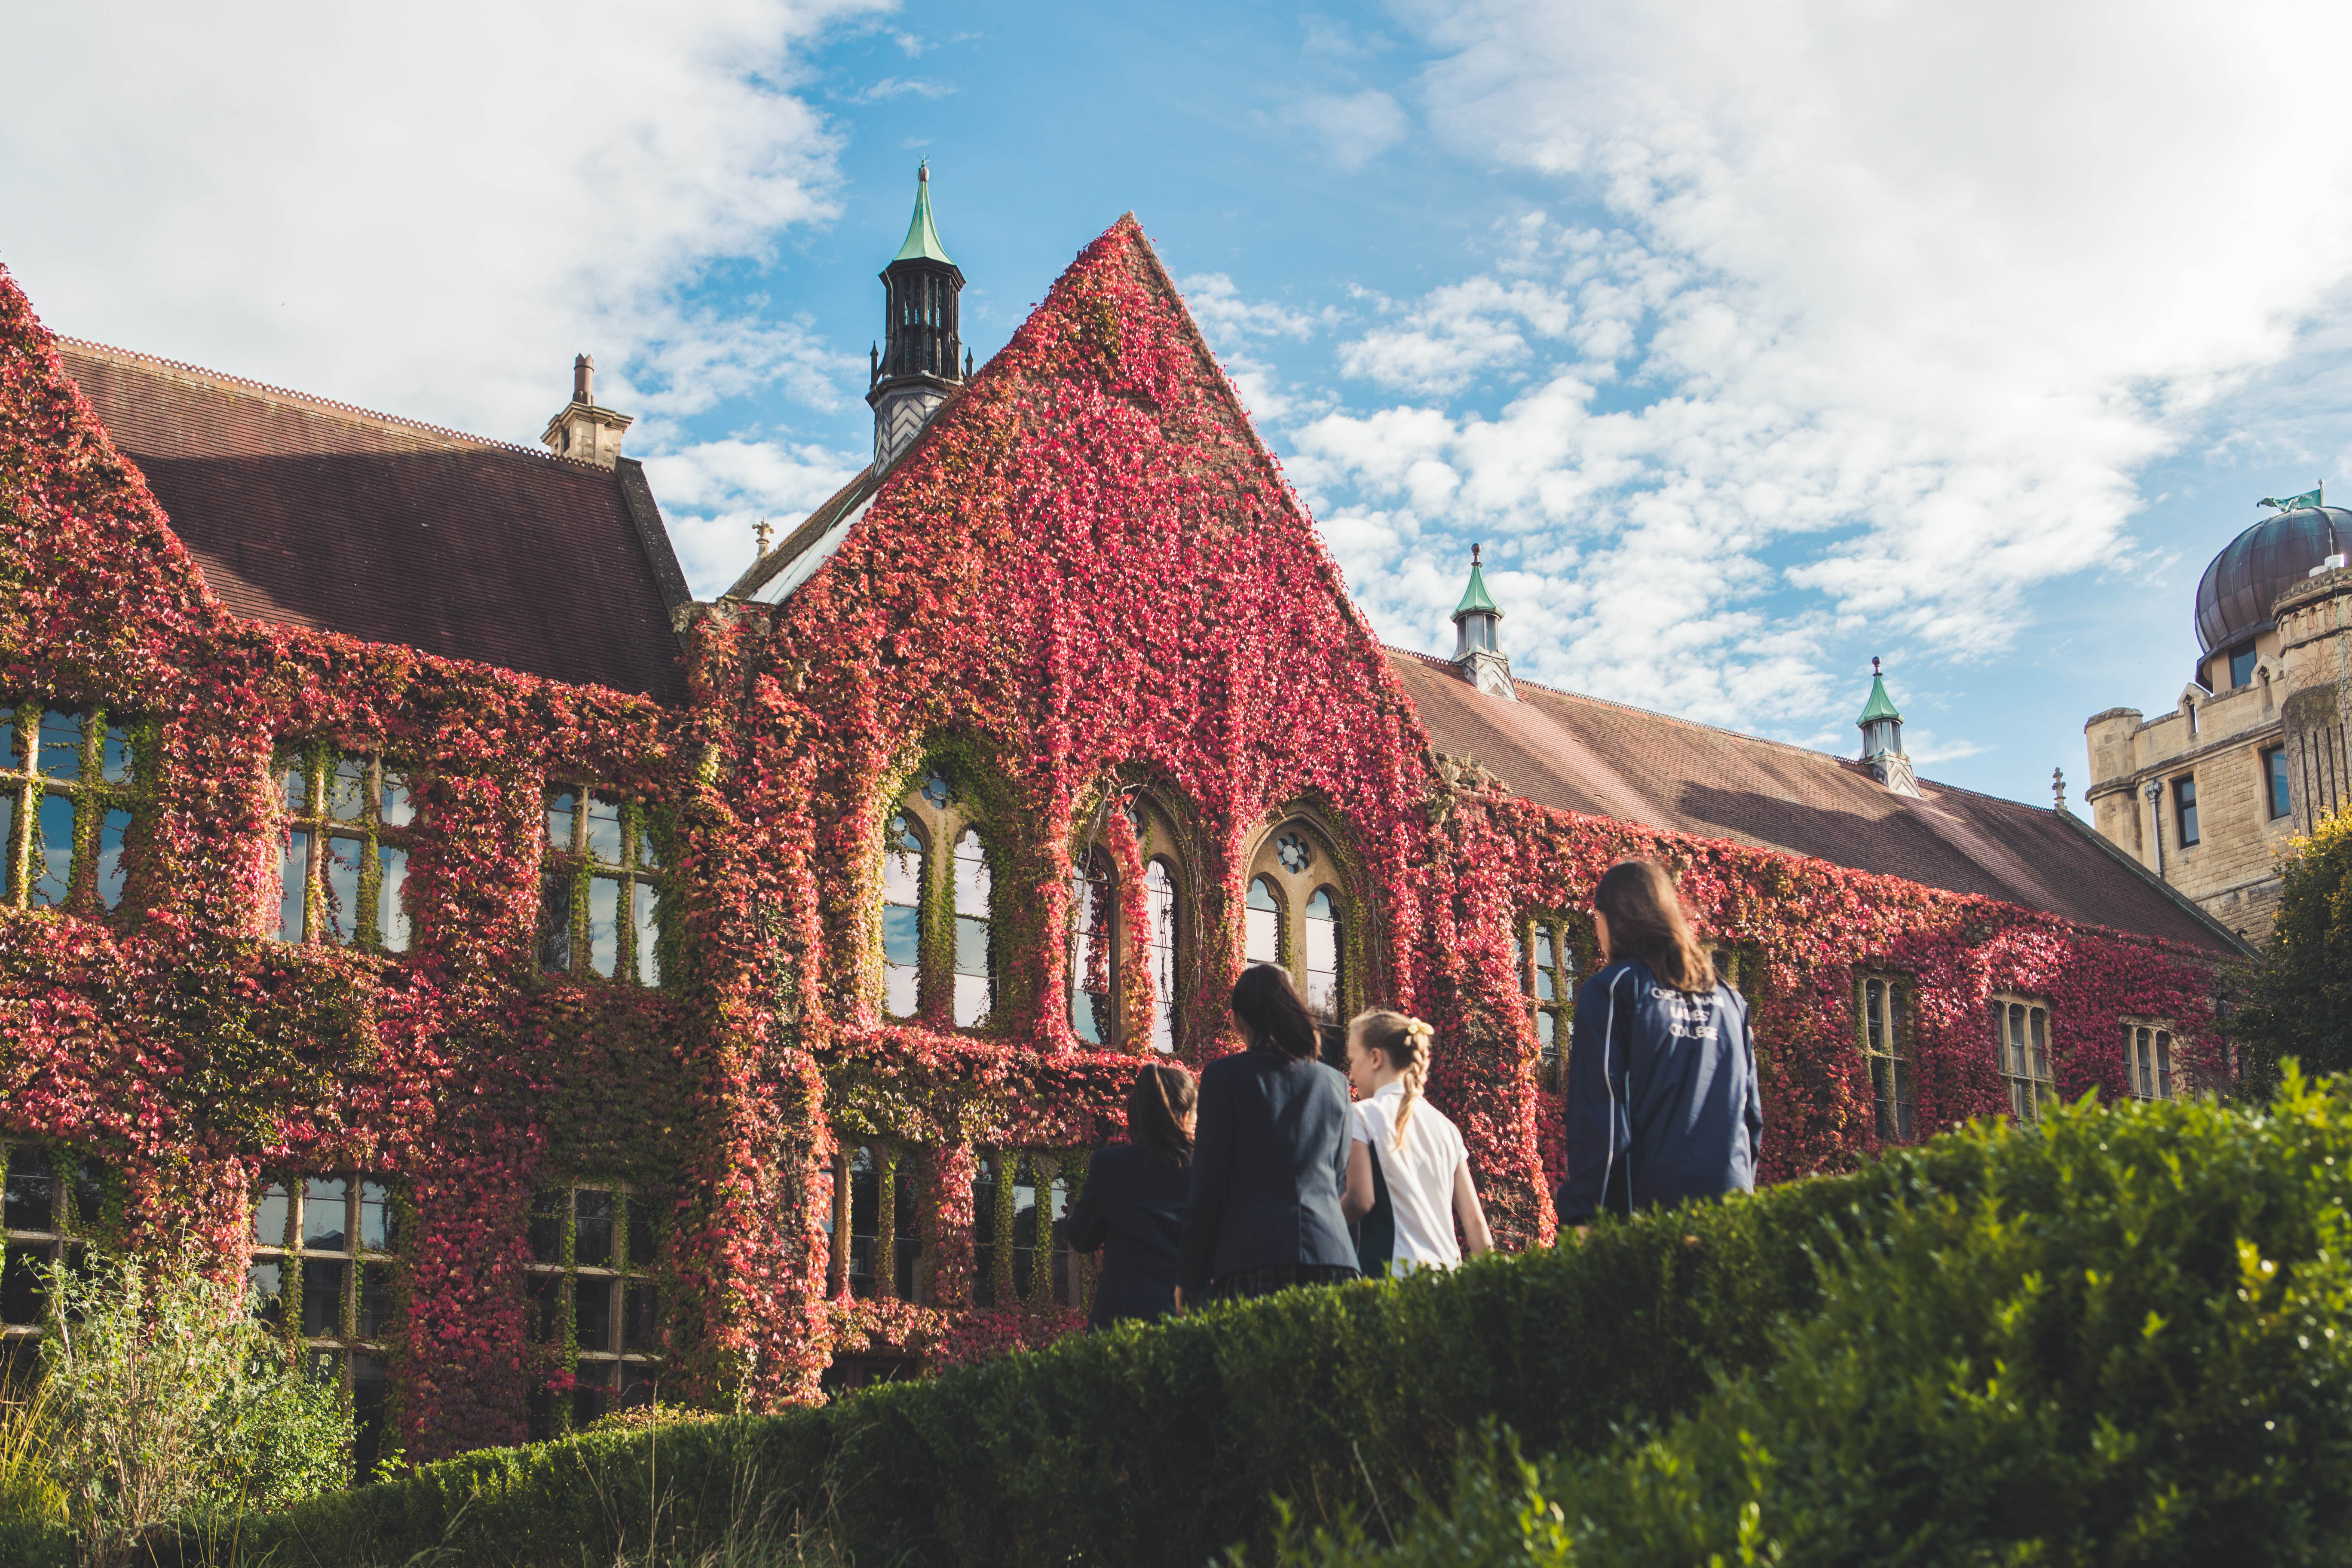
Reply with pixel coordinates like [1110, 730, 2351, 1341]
[1388, 650, 2247, 955]
[58, 340, 690, 703]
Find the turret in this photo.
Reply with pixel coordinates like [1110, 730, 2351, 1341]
[1450, 544, 1516, 700]
[1858, 658, 1920, 797]
[867, 162, 966, 471]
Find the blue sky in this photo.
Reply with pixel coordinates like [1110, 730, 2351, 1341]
[7, 0, 2352, 805]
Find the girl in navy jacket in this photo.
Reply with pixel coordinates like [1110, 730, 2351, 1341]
[1556, 860, 1763, 1228]
[1066, 1063, 1195, 1328]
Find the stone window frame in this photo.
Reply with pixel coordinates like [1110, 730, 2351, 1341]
[1, 1142, 110, 1360]
[248, 1171, 398, 1477]
[2262, 744, 2292, 821]
[272, 744, 418, 952]
[540, 784, 666, 985]
[0, 702, 141, 916]
[2124, 1018, 2177, 1102]
[1069, 793, 1189, 1054]
[970, 1148, 1088, 1314]
[1515, 911, 1585, 1091]
[1992, 993, 2056, 1124]
[524, 1181, 664, 1439]
[880, 763, 999, 1031]
[1241, 812, 1358, 1027]
[1856, 972, 1915, 1142]
[2172, 773, 2200, 848]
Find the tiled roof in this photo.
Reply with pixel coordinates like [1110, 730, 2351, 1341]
[1388, 650, 2247, 955]
[58, 340, 690, 703]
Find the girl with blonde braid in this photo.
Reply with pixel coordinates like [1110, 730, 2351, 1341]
[1341, 1010, 1492, 1277]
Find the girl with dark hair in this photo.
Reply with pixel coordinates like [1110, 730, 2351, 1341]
[1557, 859, 1762, 1232]
[1066, 1063, 1197, 1329]
[1176, 963, 1358, 1305]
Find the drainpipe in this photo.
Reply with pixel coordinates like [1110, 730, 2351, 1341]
[2144, 778, 2167, 881]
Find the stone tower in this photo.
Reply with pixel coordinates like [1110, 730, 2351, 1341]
[867, 163, 965, 472]
[1450, 544, 1516, 700]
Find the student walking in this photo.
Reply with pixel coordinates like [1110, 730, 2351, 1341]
[1066, 1063, 1196, 1329]
[1178, 964, 1359, 1305]
[1341, 1010, 1493, 1277]
[1557, 859, 1763, 1230]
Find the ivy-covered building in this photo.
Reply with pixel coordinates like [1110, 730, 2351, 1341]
[0, 173, 2243, 1469]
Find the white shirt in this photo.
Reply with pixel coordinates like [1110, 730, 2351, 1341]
[1352, 1081, 1469, 1274]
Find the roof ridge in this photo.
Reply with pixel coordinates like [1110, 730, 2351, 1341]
[57, 336, 594, 469]
[1386, 643, 2057, 817]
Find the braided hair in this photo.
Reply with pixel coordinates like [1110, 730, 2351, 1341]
[1351, 1009, 1435, 1151]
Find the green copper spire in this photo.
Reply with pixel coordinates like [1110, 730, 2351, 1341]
[891, 162, 953, 265]
[1452, 543, 1502, 621]
[1856, 657, 1903, 726]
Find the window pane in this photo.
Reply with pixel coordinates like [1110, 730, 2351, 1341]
[634, 822, 661, 871]
[545, 789, 577, 852]
[380, 772, 414, 828]
[33, 793, 72, 906]
[883, 909, 920, 1017]
[248, 1260, 284, 1328]
[2231, 644, 2257, 687]
[586, 793, 624, 866]
[96, 808, 131, 909]
[920, 770, 951, 810]
[329, 756, 367, 822]
[527, 1274, 560, 1345]
[70, 1159, 105, 1231]
[2155, 1031, 2173, 1099]
[953, 830, 989, 918]
[575, 1190, 614, 1268]
[623, 1191, 658, 1270]
[5, 1150, 56, 1231]
[1073, 867, 1110, 1045]
[527, 1191, 565, 1265]
[631, 882, 660, 986]
[277, 830, 309, 941]
[1533, 928, 1555, 971]
[953, 919, 990, 1028]
[36, 710, 81, 780]
[1535, 965, 1556, 1002]
[0, 715, 14, 769]
[1304, 889, 1340, 1020]
[1147, 860, 1178, 1053]
[302, 1259, 346, 1338]
[1246, 877, 1280, 965]
[358, 1263, 395, 1339]
[353, 1353, 389, 1480]
[0, 794, 12, 893]
[304, 1177, 349, 1250]
[322, 836, 364, 945]
[282, 766, 309, 813]
[253, 1179, 290, 1247]
[2029, 1008, 2048, 1081]
[1536, 1009, 1557, 1057]
[624, 1282, 659, 1353]
[2271, 750, 2293, 820]
[100, 725, 132, 784]
[1, 1244, 45, 1326]
[588, 876, 621, 977]
[1865, 980, 1885, 1054]
[379, 847, 409, 953]
[882, 818, 923, 903]
[358, 1180, 394, 1252]
[540, 870, 573, 972]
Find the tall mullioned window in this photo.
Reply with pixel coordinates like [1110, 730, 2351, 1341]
[1516, 916, 1578, 1087]
[2, 1144, 109, 1368]
[2126, 1022, 2175, 1101]
[1, 704, 138, 913]
[971, 1150, 1085, 1312]
[877, 768, 996, 1030]
[525, 1182, 662, 1439]
[541, 788, 664, 984]
[1245, 819, 1351, 1025]
[2173, 775, 2199, 848]
[1994, 996, 2055, 1123]
[274, 748, 415, 950]
[1072, 848, 1116, 1045]
[829, 1143, 927, 1302]
[1858, 976, 1913, 1142]
[2265, 747, 2292, 821]
[249, 1173, 397, 1476]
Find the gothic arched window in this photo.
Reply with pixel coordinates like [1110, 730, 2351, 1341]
[1064, 794, 1191, 1053]
[1072, 849, 1115, 1045]
[874, 765, 995, 1030]
[1145, 859, 1179, 1052]
[1244, 816, 1355, 1023]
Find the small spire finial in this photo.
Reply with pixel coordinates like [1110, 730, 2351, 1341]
[919, 159, 928, 183]
[1472, 542, 1482, 567]
[1871, 655, 1882, 677]
[754, 517, 772, 556]
[2052, 766, 2066, 811]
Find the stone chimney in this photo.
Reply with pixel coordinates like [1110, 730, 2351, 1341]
[541, 353, 633, 468]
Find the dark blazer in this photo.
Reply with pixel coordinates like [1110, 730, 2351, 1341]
[1555, 958, 1763, 1226]
[1179, 1049, 1356, 1295]
[1065, 1142, 1190, 1329]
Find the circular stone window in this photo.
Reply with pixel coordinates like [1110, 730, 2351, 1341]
[1276, 832, 1313, 874]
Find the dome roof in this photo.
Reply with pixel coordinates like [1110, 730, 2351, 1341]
[2193, 505, 2352, 654]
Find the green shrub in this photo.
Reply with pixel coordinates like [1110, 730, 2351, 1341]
[2240, 807, 2352, 1093]
[1263, 1067, 2352, 1566]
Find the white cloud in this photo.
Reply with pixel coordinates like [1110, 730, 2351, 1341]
[643, 436, 866, 597]
[848, 76, 955, 102]
[1285, 0, 2352, 736]
[1285, 89, 1410, 172]
[0, 0, 884, 447]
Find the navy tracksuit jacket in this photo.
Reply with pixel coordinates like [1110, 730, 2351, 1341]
[1555, 957, 1763, 1226]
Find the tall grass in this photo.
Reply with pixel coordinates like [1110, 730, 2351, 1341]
[0, 1365, 65, 1528]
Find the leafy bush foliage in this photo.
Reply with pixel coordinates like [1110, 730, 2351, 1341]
[1265, 1067, 2352, 1566]
[40, 1243, 350, 1565]
[2239, 808, 2352, 1093]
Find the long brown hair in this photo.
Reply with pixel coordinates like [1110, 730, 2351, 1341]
[1231, 963, 1320, 1060]
[1592, 860, 1713, 994]
[1126, 1063, 1197, 1167]
[1350, 1010, 1434, 1151]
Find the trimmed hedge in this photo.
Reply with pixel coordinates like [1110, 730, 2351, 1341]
[160, 1131, 2006, 1567]
[1265, 1068, 2352, 1565]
